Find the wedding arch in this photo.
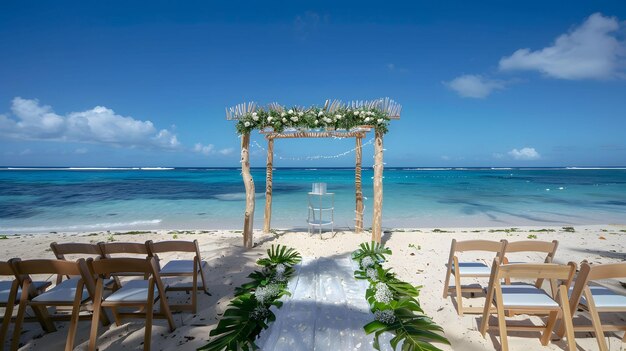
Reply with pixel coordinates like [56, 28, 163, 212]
[226, 98, 402, 248]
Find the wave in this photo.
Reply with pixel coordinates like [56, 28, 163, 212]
[1, 167, 174, 171]
[402, 168, 452, 171]
[0, 219, 162, 233]
[491, 167, 513, 170]
[565, 167, 626, 170]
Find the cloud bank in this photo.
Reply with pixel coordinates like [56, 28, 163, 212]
[508, 147, 541, 160]
[444, 74, 506, 98]
[499, 13, 626, 80]
[0, 97, 180, 149]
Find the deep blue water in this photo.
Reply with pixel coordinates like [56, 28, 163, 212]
[1, 167, 625, 233]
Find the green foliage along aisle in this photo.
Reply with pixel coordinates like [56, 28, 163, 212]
[198, 245, 302, 351]
[352, 242, 450, 351]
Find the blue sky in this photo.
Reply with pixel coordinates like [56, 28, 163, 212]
[1, 1, 625, 167]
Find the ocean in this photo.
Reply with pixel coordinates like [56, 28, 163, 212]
[1, 167, 625, 233]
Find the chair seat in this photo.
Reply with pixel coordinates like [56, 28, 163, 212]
[160, 260, 207, 275]
[33, 278, 89, 303]
[571, 286, 626, 309]
[105, 280, 159, 303]
[498, 284, 558, 308]
[0, 281, 47, 303]
[451, 262, 491, 276]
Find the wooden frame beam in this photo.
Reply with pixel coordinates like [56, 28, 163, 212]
[263, 138, 274, 234]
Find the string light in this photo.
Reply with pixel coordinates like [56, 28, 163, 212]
[251, 138, 375, 161]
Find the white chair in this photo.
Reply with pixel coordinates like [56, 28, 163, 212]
[307, 183, 334, 235]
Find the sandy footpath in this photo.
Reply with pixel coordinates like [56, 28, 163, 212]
[1, 224, 625, 350]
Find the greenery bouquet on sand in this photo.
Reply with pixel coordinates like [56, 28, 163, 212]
[198, 245, 301, 351]
[353, 241, 450, 351]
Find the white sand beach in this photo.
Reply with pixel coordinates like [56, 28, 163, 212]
[1, 224, 625, 350]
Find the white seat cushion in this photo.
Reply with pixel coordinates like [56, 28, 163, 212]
[160, 260, 206, 275]
[105, 280, 159, 303]
[1, 280, 50, 303]
[572, 286, 626, 309]
[498, 284, 558, 308]
[451, 262, 491, 276]
[33, 278, 89, 303]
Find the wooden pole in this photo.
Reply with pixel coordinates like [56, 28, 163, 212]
[240, 133, 255, 248]
[263, 138, 274, 233]
[372, 130, 384, 242]
[355, 135, 364, 233]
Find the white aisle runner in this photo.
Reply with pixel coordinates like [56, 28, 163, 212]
[256, 256, 390, 351]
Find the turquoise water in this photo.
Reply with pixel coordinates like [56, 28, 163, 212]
[1, 167, 625, 233]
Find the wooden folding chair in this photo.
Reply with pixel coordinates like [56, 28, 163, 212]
[50, 242, 117, 288]
[563, 262, 626, 351]
[88, 257, 175, 351]
[479, 259, 578, 351]
[10, 258, 110, 351]
[442, 239, 507, 315]
[500, 240, 559, 302]
[147, 240, 209, 313]
[1, 260, 53, 348]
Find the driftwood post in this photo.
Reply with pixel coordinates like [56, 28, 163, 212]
[263, 137, 274, 233]
[355, 134, 364, 233]
[241, 133, 254, 248]
[372, 130, 384, 242]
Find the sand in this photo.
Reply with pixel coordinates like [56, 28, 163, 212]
[1, 224, 625, 350]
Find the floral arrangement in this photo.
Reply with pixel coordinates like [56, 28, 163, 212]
[235, 106, 392, 135]
[352, 241, 450, 351]
[198, 245, 302, 351]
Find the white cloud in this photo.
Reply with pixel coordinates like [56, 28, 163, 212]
[444, 74, 506, 98]
[508, 147, 541, 160]
[0, 97, 180, 150]
[194, 143, 233, 157]
[499, 13, 626, 80]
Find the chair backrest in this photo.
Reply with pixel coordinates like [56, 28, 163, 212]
[569, 262, 626, 311]
[11, 258, 96, 298]
[50, 242, 104, 260]
[500, 240, 558, 263]
[90, 257, 157, 276]
[98, 242, 149, 257]
[453, 239, 506, 253]
[0, 261, 13, 276]
[495, 261, 576, 282]
[147, 240, 200, 255]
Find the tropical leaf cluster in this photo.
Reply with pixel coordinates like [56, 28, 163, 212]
[198, 245, 302, 351]
[235, 106, 392, 135]
[353, 241, 450, 351]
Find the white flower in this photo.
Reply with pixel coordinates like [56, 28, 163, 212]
[244, 121, 251, 127]
[267, 116, 273, 122]
[374, 309, 396, 324]
[275, 263, 286, 275]
[251, 305, 269, 320]
[361, 256, 375, 268]
[366, 268, 378, 281]
[367, 111, 374, 116]
[290, 116, 298, 122]
[318, 111, 324, 116]
[281, 112, 286, 117]
[324, 117, 332, 123]
[255, 284, 280, 304]
[377, 118, 383, 123]
[354, 110, 360, 116]
[252, 113, 259, 121]
[288, 109, 294, 114]
[364, 117, 370, 122]
[298, 111, 304, 116]
[374, 282, 392, 304]
[335, 114, 342, 120]
[314, 120, 319, 124]
[282, 118, 287, 123]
